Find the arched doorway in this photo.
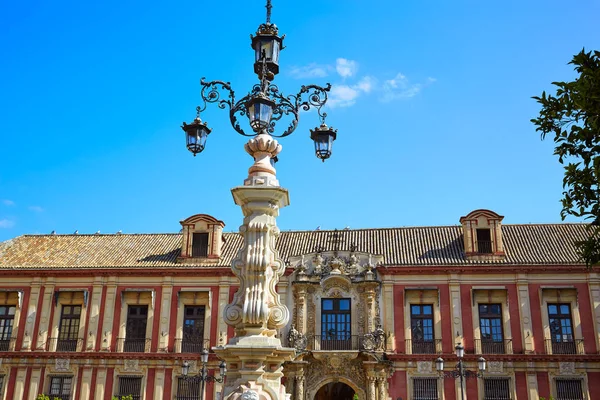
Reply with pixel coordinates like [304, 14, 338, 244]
[314, 382, 355, 400]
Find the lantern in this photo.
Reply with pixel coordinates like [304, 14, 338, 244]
[247, 94, 276, 133]
[478, 357, 487, 371]
[251, 23, 284, 79]
[435, 357, 444, 372]
[310, 123, 337, 161]
[455, 343, 465, 358]
[201, 349, 209, 364]
[182, 117, 211, 156]
[219, 360, 227, 377]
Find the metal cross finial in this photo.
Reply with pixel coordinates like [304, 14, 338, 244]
[266, 0, 272, 23]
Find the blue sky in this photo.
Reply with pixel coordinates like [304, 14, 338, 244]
[1, 0, 599, 241]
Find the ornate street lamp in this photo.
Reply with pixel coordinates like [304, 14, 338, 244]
[435, 343, 486, 400]
[181, 0, 337, 161]
[182, 349, 227, 400]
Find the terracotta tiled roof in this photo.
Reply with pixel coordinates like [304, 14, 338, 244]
[0, 224, 589, 269]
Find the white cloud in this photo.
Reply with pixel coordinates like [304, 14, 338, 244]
[336, 58, 358, 79]
[355, 76, 376, 93]
[2, 199, 14, 206]
[0, 219, 15, 228]
[29, 206, 44, 212]
[289, 63, 330, 79]
[327, 76, 377, 108]
[380, 72, 435, 102]
[327, 85, 361, 108]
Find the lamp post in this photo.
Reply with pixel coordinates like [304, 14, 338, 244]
[435, 343, 486, 400]
[181, 0, 338, 161]
[181, 2, 335, 400]
[182, 349, 227, 400]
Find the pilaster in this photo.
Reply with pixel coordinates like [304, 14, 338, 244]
[27, 368, 42, 400]
[87, 277, 104, 351]
[154, 369, 165, 400]
[517, 275, 535, 353]
[36, 279, 55, 350]
[14, 368, 27, 400]
[101, 277, 118, 351]
[159, 277, 174, 352]
[449, 275, 463, 344]
[95, 368, 107, 400]
[22, 280, 42, 351]
[79, 367, 93, 400]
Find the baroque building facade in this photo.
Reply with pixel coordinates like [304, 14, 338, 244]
[0, 209, 599, 400]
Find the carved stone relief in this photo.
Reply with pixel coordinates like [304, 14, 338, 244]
[55, 358, 70, 372]
[305, 357, 367, 400]
[559, 362, 576, 375]
[487, 361, 504, 374]
[124, 359, 141, 372]
[417, 361, 432, 374]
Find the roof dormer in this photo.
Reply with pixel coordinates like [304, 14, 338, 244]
[459, 209, 505, 261]
[178, 214, 225, 262]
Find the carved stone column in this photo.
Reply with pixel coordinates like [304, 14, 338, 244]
[376, 377, 386, 400]
[295, 286, 307, 334]
[296, 374, 305, 400]
[367, 376, 377, 400]
[215, 134, 295, 400]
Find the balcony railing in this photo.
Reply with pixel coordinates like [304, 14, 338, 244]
[405, 339, 443, 354]
[174, 338, 211, 353]
[475, 339, 512, 354]
[116, 337, 151, 353]
[545, 338, 585, 355]
[311, 335, 362, 351]
[47, 337, 84, 352]
[0, 337, 16, 351]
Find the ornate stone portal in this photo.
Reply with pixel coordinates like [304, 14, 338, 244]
[283, 250, 392, 400]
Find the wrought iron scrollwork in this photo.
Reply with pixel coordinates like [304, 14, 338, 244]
[199, 77, 331, 138]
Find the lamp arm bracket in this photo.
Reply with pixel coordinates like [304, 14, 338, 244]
[294, 83, 332, 124]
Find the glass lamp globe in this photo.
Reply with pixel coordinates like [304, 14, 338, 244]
[247, 95, 276, 133]
[310, 123, 338, 161]
[182, 117, 211, 156]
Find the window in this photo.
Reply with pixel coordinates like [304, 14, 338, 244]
[192, 233, 209, 257]
[117, 376, 142, 400]
[477, 229, 492, 254]
[49, 375, 72, 400]
[0, 305, 16, 351]
[479, 304, 505, 354]
[321, 298, 351, 350]
[411, 304, 435, 353]
[548, 303, 576, 354]
[555, 379, 584, 400]
[57, 305, 81, 352]
[182, 305, 206, 353]
[176, 377, 201, 400]
[125, 305, 148, 352]
[0, 375, 5, 398]
[412, 378, 438, 400]
[483, 378, 511, 400]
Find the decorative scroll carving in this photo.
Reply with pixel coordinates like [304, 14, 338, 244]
[290, 251, 384, 279]
[225, 184, 290, 335]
